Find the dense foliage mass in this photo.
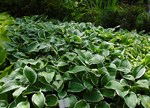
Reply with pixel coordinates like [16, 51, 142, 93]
[0, 15, 150, 108]
[0, 0, 149, 32]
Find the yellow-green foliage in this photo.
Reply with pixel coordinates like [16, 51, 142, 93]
[0, 12, 14, 47]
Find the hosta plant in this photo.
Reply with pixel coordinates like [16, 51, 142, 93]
[0, 15, 150, 108]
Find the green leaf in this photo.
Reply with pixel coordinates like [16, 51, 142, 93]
[23, 65, 37, 84]
[101, 74, 114, 86]
[82, 73, 93, 91]
[73, 100, 90, 108]
[124, 92, 138, 108]
[58, 91, 67, 99]
[38, 42, 50, 51]
[8, 96, 27, 108]
[89, 54, 104, 64]
[83, 51, 92, 60]
[68, 82, 85, 92]
[0, 47, 7, 65]
[107, 65, 117, 79]
[16, 101, 30, 108]
[101, 49, 110, 57]
[140, 95, 150, 108]
[68, 66, 88, 73]
[52, 80, 64, 91]
[132, 65, 146, 79]
[39, 84, 53, 92]
[39, 72, 55, 83]
[32, 91, 45, 108]
[0, 81, 20, 94]
[27, 41, 39, 52]
[0, 64, 14, 79]
[0, 100, 8, 108]
[73, 35, 82, 43]
[83, 89, 104, 102]
[89, 72, 98, 85]
[45, 94, 58, 107]
[13, 52, 27, 59]
[75, 49, 86, 59]
[120, 79, 129, 86]
[52, 74, 64, 91]
[0, 93, 8, 100]
[123, 75, 135, 81]
[104, 80, 129, 97]
[8, 101, 16, 108]
[17, 59, 40, 66]
[76, 52, 88, 65]
[38, 30, 46, 38]
[64, 52, 77, 61]
[23, 86, 39, 95]
[56, 61, 67, 67]
[145, 70, 150, 78]
[63, 72, 74, 81]
[117, 67, 131, 74]
[88, 42, 96, 52]
[141, 54, 150, 65]
[100, 88, 115, 98]
[120, 59, 132, 70]
[112, 58, 121, 67]
[95, 101, 110, 108]
[68, 95, 78, 108]
[135, 79, 149, 89]
[13, 86, 27, 98]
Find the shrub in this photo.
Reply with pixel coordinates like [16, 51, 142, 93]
[0, 13, 14, 71]
[0, 0, 149, 32]
[0, 0, 68, 20]
[136, 11, 150, 32]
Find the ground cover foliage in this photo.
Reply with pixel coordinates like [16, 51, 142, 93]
[0, 15, 150, 108]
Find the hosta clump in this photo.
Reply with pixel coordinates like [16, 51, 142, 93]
[0, 15, 150, 108]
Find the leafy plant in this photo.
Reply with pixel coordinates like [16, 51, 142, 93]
[0, 12, 13, 48]
[84, 0, 118, 10]
[0, 16, 150, 108]
[0, 13, 14, 80]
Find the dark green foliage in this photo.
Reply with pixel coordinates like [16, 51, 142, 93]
[64, 0, 150, 32]
[0, 0, 150, 32]
[117, 4, 149, 32]
[0, 0, 149, 32]
[136, 11, 150, 32]
[0, 0, 68, 20]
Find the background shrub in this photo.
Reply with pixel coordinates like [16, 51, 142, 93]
[0, 0, 149, 32]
